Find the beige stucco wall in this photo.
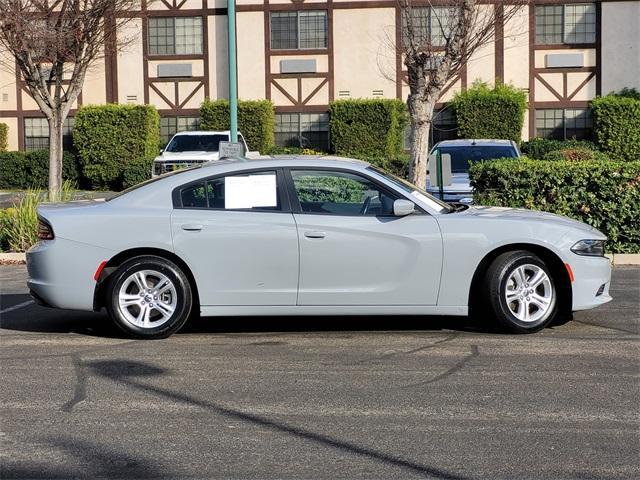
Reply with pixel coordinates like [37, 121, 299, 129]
[333, 8, 397, 99]
[2, 117, 19, 151]
[503, 5, 529, 89]
[602, 1, 640, 93]
[117, 20, 145, 104]
[209, 15, 230, 99]
[0, 52, 17, 112]
[237, 12, 266, 100]
[82, 59, 107, 105]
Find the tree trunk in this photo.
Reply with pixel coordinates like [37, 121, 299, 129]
[407, 94, 437, 187]
[48, 113, 64, 201]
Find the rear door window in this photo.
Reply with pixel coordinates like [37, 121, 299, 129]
[177, 170, 281, 211]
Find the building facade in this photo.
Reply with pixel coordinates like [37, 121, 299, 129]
[1, 0, 639, 152]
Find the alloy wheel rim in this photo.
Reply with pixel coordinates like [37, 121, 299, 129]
[504, 264, 554, 323]
[117, 269, 177, 329]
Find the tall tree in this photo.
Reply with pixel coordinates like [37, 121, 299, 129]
[399, 0, 527, 186]
[0, 0, 139, 199]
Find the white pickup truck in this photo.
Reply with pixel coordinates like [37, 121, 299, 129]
[152, 130, 258, 176]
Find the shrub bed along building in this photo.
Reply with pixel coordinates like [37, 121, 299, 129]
[470, 158, 640, 253]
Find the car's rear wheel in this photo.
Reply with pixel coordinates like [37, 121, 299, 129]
[106, 256, 192, 339]
[484, 250, 557, 333]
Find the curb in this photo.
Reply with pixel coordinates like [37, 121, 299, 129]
[2, 252, 640, 265]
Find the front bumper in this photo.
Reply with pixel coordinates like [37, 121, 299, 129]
[568, 254, 613, 311]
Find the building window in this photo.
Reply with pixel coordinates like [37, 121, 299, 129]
[402, 7, 457, 48]
[270, 11, 327, 50]
[403, 108, 458, 150]
[275, 112, 329, 151]
[148, 17, 203, 55]
[160, 116, 201, 146]
[535, 3, 596, 45]
[24, 117, 75, 152]
[535, 108, 592, 140]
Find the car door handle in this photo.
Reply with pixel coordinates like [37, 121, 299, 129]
[181, 224, 203, 231]
[304, 231, 326, 239]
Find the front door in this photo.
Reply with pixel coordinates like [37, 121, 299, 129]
[288, 169, 443, 306]
[171, 169, 299, 306]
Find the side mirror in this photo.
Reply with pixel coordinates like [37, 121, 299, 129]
[393, 199, 415, 217]
[159, 148, 164, 154]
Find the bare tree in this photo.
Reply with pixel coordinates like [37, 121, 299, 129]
[399, 0, 526, 186]
[0, 0, 140, 199]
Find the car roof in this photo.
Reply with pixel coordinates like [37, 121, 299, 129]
[172, 130, 239, 136]
[199, 155, 370, 169]
[436, 139, 515, 147]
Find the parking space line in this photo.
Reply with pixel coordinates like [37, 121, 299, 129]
[0, 300, 35, 315]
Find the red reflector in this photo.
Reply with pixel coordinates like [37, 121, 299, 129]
[565, 263, 575, 283]
[93, 261, 107, 281]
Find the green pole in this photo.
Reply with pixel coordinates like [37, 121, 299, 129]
[437, 149, 444, 200]
[227, 0, 238, 142]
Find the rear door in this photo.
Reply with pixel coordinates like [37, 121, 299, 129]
[287, 168, 443, 306]
[171, 168, 299, 306]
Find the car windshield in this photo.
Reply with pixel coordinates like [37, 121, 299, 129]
[367, 166, 454, 214]
[166, 134, 228, 153]
[439, 146, 518, 172]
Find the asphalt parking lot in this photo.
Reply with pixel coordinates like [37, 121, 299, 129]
[0, 265, 638, 479]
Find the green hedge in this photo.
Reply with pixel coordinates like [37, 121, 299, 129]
[122, 156, 154, 189]
[0, 150, 80, 189]
[591, 95, 640, 161]
[329, 99, 408, 166]
[0, 123, 7, 152]
[520, 138, 597, 160]
[451, 82, 527, 143]
[73, 104, 160, 190]
[542, 148, 609, 162]
[200, 99, 274, 153]
[470, 158, 640, 253]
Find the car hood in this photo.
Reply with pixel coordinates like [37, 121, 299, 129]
[426, 172, 472, 192]
[156, 151, 220, 162]
[459, 205, 602, 237]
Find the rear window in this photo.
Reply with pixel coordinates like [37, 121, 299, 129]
[166, 134, 228, 153]
[106, 165, 201, 201]
[438, 146, 518, 172]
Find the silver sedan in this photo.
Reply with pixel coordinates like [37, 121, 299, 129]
[26, 157, 612, 338]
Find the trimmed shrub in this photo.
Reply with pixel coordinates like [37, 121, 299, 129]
[73, 104, 160, 190]
[23, 150, 80, 188]
[200, 99, 275, 153]
[122, 156, 154, 189]
[0, 150, 80, 189]
[330, 99, 408, 166]
[0, 151, 27, 189]
[591, 95, 640, 161]
[542, 148, 609, 162]
[0, 123, 8, 152]
[451, 82, 527, 143]
[521, 138, 597, 160]
[470, 158, 640, 253]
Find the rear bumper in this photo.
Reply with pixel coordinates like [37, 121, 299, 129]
[26, 238, 116, 311]
[569, 255, 613, 311]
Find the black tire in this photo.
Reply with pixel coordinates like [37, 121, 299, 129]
[484, 250, 557, 334]
[106, 255, 193, 339]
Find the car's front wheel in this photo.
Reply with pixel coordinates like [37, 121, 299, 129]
[106, 255, 193, 339]
[484, 250, 557, 333]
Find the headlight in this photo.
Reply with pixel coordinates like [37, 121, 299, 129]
[571, 239, 605, 257]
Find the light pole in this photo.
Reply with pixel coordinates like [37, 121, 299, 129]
[227, 0, 238, 142]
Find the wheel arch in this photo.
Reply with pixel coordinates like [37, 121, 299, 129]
[468, 243, 572, 317]
[93, 247, 200, 314]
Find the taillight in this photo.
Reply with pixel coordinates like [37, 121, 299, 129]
[37, 218, 54, 240]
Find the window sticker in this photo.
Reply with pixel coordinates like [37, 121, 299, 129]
[225, 174, 277, 209]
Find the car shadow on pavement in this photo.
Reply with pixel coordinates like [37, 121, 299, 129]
[1, 292, 501, 337]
